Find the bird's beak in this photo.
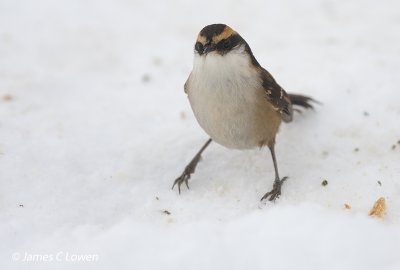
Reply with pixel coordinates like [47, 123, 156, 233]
[203, 44, 215, 54]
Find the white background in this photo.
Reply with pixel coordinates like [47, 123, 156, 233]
[1, 0, 400, 269]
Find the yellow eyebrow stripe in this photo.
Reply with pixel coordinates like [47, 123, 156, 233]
[213, 26, 235, 43]
[197, 26, 235, 45]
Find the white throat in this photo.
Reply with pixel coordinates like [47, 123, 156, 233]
[186, 46, 270, 149]
[191, 46, 255, 86]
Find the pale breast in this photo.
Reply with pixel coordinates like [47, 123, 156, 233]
[186, 50, 281, 149]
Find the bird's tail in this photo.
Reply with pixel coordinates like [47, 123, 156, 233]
[288, 94, 320, 110]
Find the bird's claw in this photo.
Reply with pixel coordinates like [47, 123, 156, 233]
[260, 176, 288, 201]
[172, 171, 191, 194]
[172, 157, 200, 194]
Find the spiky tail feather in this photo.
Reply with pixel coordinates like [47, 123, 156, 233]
[288, 94, 320, 110]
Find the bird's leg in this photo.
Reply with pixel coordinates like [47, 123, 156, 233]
[172, 138, 212, 193]
[261, 143, 288, 201]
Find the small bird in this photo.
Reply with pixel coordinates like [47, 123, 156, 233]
[172, 24, 317, 201]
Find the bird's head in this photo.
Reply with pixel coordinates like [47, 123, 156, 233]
[194, 24, 244, 56]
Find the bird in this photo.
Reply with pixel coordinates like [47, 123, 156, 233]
[172, 24, 317, 201]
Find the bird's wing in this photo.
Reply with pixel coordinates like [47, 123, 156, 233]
[184, 78, 189, 94]
[261, 68, 293, 122]
[184, 73, 192, 94]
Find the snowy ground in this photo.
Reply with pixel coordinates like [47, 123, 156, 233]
[1, 0, 400, 269]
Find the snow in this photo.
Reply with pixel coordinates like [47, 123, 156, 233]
[1, 0, 400, 269]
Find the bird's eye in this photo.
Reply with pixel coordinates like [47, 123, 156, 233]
[195, 42, 204, 53]
[223, 39, 231, 49]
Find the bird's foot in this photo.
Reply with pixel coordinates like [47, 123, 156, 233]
[172, 155, 201, 194]
[260, 176, 288, 201]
